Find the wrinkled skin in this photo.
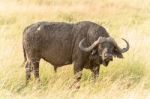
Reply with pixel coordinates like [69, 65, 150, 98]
[22, 21, 129, 86]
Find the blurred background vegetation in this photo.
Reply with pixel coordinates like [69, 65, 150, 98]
[0, 0, 150, 99]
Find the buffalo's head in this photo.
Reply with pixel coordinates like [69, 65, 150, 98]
[79, 37, 129, 66]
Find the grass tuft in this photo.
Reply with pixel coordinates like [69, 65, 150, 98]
[0, 0, 150, 98]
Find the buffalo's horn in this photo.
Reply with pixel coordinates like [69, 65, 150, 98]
[120, 38, 130, 53]
[107, 37, 129, 53]
[79, 37, 106, 52]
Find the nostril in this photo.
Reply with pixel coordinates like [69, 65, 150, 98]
[107, 54, 112, 59]
[108, 54, 112, 57]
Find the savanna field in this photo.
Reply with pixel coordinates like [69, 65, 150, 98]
[0, 0, 150, 99]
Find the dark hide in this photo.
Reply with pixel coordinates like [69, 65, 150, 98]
[22, 21, 127, 84]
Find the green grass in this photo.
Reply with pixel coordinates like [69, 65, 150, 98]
[0, 0, 150, 98]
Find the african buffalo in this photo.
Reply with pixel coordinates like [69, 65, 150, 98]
[22, 21, 129, 83]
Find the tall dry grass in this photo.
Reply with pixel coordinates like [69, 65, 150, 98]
[0, 0, 150, 99]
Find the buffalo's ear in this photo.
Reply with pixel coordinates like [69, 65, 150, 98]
[113, 47, 123, 58]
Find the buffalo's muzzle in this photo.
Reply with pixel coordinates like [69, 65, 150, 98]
[104, 54, 113, 61]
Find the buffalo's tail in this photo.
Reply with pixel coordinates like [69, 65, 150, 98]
[21, 45, 27, 67]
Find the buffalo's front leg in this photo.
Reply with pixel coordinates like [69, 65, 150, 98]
[91, 66, 100, 82]
[54, 66, 57, 73]
[70, 62, 83, 89]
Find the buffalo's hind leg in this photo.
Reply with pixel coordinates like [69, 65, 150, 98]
[32, 61, 40, 82]
[25, 61, 32, 84]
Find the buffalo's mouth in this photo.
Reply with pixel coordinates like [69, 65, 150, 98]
[102, 59, 109, 66]
[102, 58, 113, 66]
